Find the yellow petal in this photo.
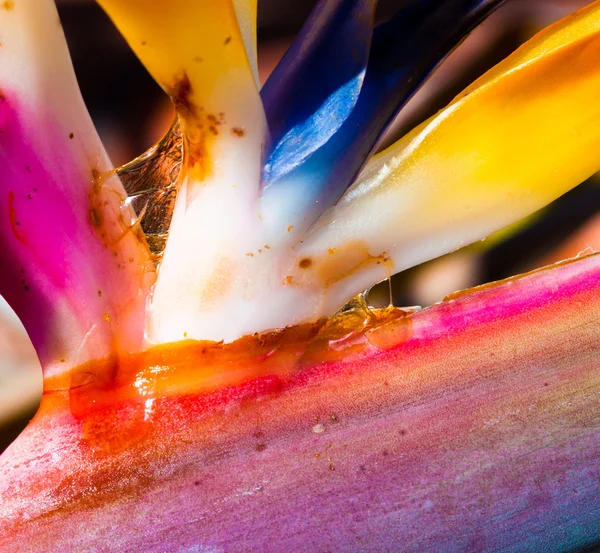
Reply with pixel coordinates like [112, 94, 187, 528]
[96, 0, 264, 184]
[233, 0, 259, 84]
[292, 0, 600, 314]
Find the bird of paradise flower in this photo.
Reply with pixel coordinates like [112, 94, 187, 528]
[1, 0, 600, 551]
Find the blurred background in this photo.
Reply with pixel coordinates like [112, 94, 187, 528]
[1, 0, 598, 451]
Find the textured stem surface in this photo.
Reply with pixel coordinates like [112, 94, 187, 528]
[1, 254, 599, 551]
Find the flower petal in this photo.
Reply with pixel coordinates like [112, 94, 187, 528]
[292, 0, 600, 316]
[0, 0, 154, 376]
[96, 0, 265, 196]
[96, 0, 269, 344]
[233, 0, 259, 84]
[260, 0, 377, 185]
[261, 0, 504, 235]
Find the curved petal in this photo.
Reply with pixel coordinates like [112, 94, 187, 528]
[292, 0, 600, 316]
[96, 0, 269, 345]
[0, 0, 154, 377]
[261, 0, 504, 236]
[260, 0, 378, 185]
[96, 0, 265, 196]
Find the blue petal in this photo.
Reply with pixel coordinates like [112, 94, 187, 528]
[260, 0, 378, 185]
[262, 0, 506, 229]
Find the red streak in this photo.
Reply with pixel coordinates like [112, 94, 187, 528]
[7, 190, 25, 243]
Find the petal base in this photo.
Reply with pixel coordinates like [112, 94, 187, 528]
[1, 254, 600, 551]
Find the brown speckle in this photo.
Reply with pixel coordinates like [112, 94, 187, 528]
[69, 132, 74, 139]
[97, 290, 102, 297]
[193, 56, 203, 63]
[232, 127, 245, 138]
[224, 36, 232, 45]
[208, 125, 218, 135]
[170, 72, 193, 116]
[141, 40, 147, 46]
[255, 443, 267, 452]
[298, 258, 312, 269]
[25, 166, 31, 173]
[89, 208, 102, 227]
[194, 481, 200, 486]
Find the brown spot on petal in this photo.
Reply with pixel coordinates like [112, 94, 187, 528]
[170, 72, 194, 117]
[166, 74, 215, 181]
[89, 208, 102, 228]
[298, 240, 392, 289]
